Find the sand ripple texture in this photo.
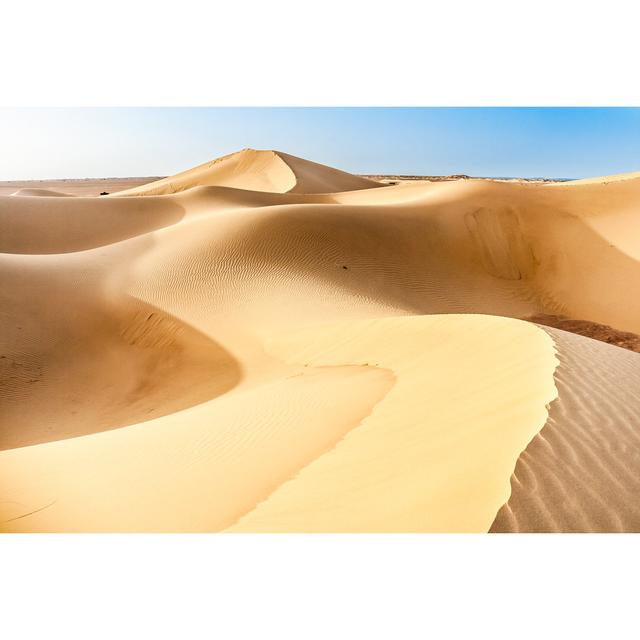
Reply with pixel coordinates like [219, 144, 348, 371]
[491, 327, 640, 532]
[1, 149, 639, 531]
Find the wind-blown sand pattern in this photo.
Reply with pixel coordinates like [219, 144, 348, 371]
[1, 149, 639, 532]
[491, 327, 640, 532]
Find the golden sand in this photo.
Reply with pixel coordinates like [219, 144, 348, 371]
[1, 149, 639, 532]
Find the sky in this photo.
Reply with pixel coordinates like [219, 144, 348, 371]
[0, 107, 639, 181]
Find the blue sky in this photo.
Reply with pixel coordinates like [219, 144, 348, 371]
[0, 107, 639, 180]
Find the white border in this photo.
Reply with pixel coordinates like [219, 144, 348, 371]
[1, 534, 638, 639]
[2, 0, 639, 106]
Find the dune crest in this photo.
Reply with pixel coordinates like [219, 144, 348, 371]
[114, 148, 381, 196]
[1, 148, 639, 531]
[228, 315, 557, 533]
[491, 327, 640, 532]
[564, 170, 640, 185]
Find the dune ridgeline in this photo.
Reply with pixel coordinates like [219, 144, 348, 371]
[1, 148, 639, 532]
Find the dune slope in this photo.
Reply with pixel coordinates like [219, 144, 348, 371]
[491, 327, 640, 533]
[1, 149, 639, 532]
[228, 315, 557, 533]
[114, 148, 381, 196]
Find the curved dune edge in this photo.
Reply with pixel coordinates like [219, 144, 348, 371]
[113, 149, 297, 196]
[119, 171, 640, 335]
[3, 147, 640, 532]
[0, 314, 556, 533]
[564, 170, 640, 185]
[0, 294, 243, 451]
[113, 148, 380, 196]
[0, 362, 393, 532]
[227, 315, 558, 533]
[490, 326, 640, 533]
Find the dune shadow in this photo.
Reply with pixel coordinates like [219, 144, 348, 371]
[234, 190, 640, 329]
[0, 298, 243, 451]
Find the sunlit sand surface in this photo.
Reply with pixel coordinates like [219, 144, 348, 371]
[1, 149, 639, 531]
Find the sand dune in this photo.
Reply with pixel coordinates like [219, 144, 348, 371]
[491, 327, 640, 532]
[228, 316, 556, 533]
[1, 149, 639, 532]
[566, 170, 640, 185]
[114, 148, 381, 196]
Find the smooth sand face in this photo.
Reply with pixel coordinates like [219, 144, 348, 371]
[1, 148, 639, 532]
[228, 316, 557, 533]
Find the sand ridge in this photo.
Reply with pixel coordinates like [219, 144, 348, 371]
[491, 326, 640, 532]
[228, 315, 557, 533]
[1, 148, 639, 531]
[113, 148, 381, 196]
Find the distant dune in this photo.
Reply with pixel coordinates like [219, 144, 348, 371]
[114, 148, 381, 196]
[1, 148, 639, 532]
[0, 177, 162, 197]
[9, 188, 74, 197]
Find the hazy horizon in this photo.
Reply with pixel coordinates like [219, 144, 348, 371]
[1, 107, 639, 181]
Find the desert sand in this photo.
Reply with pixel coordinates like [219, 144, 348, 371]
[0, 177, 160, 197]
[1, 148, 639, 532]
